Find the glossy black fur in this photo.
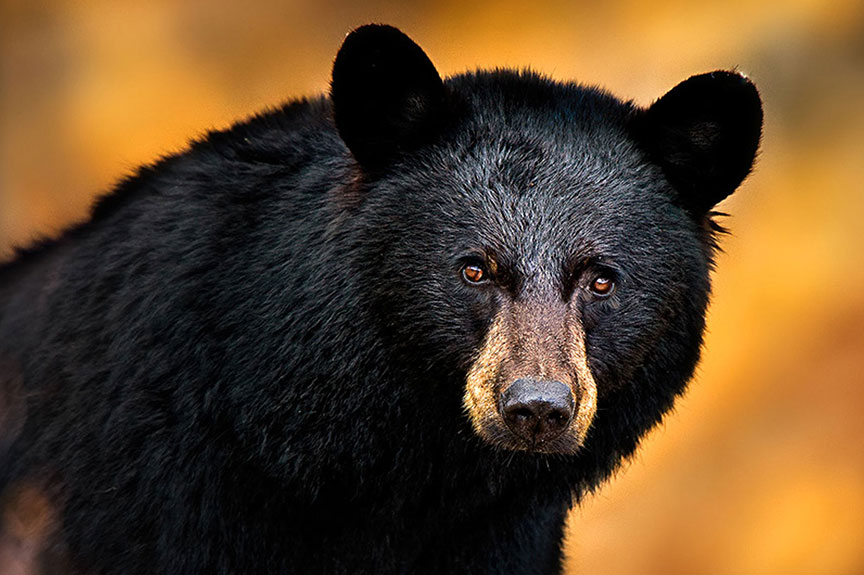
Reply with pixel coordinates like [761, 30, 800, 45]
[0, 25, 761, 575]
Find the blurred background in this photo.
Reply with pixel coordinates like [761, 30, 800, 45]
[1, 1, 863, 573]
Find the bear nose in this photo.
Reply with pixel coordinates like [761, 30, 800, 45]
[500, 378, 575, 444]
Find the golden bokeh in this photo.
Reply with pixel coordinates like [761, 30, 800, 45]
[2, 1, 863, 573]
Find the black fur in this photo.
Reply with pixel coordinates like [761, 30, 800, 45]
[0, 25, 762, 575]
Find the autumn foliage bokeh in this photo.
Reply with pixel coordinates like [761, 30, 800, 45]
[1, 1, 863, 573]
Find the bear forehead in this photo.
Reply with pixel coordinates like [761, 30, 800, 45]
[398, 138, 682, 260]
[445, 70, 633, 132]
[424, 72, 674, 218]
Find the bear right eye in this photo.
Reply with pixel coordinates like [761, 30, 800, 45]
[461, 264, 487, 284]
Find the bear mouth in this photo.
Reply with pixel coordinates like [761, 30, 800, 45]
[467, 408, 592, 456]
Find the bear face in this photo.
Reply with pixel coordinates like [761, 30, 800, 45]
[332, 25, 762, 456]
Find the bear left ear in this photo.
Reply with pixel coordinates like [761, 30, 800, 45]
[628, 71, 763, 217]
[331, 24, 446, 170]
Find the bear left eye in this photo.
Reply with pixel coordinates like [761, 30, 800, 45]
[588, 275, 615, 297]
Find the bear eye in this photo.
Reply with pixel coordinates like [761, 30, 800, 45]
[462, 264, 487, 285]
[589, 275, 615, 297]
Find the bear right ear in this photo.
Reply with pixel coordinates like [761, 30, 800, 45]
[628, 71, 763, 217]
[331, 25, 446, 170]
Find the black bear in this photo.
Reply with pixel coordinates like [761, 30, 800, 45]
[0, 24, 762, 575]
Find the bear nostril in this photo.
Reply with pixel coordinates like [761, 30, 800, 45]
[500, 379, 575, 444]
[545, 409, 566, 427]
[511, 407, 534, 422]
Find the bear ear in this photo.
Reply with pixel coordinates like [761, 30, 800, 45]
[331, 24, 446, 170]
[628, 71, 763, 217]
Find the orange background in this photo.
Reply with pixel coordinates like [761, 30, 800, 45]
[2, 2, 863, 573]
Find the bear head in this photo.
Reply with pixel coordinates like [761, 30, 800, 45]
[330, 25, 762, 456]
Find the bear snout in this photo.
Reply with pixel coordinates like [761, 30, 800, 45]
[499, 378, 575, 445]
